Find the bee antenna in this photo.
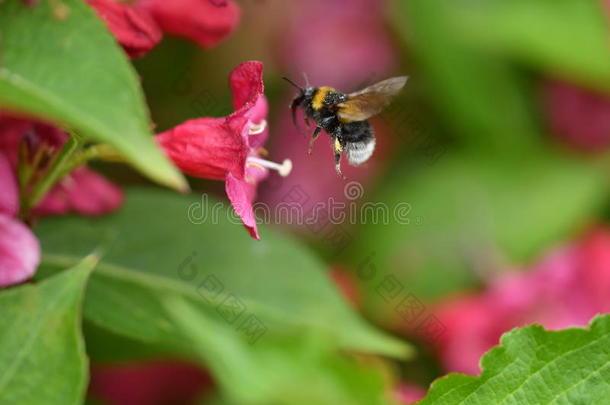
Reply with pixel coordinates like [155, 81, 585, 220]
[302, 72, 310, 88]
[282, 76, 304, 92]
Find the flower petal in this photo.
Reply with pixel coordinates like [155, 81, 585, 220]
[0, 114, 30, 168]
[280, 0, 396, 88]
[156, 117, 249, 180]
[208, 0, 228, 7]
[0, 214, 40, 287]
[432, 227, 610, 374]
[88, 0, 162, 58]
[90, 360, 212, 405]
[0, 154, 18, 217]
[229, 61, 265, 118]
[0, 114, 68, 168]
[228, 61, 269, 147]
[35, 167, 123, 217]
[544, 80, 610, 152]
[138, 0, 240, 49]
[225, 167, 267, 240]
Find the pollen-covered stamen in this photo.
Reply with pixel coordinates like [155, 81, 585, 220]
[247, 156, 293, 177]
[248, 120, 267, 135]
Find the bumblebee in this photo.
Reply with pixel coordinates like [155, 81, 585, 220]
[285, 75, 408, 178]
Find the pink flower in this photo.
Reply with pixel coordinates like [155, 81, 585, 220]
[279, 0, 396, 88]
[0, 154, 40, 288]
[0, 215, 40, 287]
[432, 227, 610, 374]
[138, 0, 240, 49]
[0, 115, 124, 217]
[89, 360, 213, 405]
[87, 0, 162, 59]
[0, 113, 124, 286]
[156, 61, 291, 240]
[34, 167, 124, 217]
[395, 384, 426, 404]
[543, 80, 610, 152]
[0, 155, 18, 217]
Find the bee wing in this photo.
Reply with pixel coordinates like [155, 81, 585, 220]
[337, 76, 408, 122]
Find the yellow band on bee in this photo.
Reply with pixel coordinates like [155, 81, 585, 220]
[312, 87, 333, 111]
[334, 138, 343, 152]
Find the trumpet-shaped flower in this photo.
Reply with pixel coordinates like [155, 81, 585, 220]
[156, 61, 291, 240]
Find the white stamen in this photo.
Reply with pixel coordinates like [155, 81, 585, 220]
[248, 120, 267, 135]
[247, 157, 293, 177]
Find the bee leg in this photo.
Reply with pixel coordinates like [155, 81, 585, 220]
[333, 138, 346, 179]
[290, 96, 303, 130]
[334, 152, 346, 179]
[308, 127, 322, 155]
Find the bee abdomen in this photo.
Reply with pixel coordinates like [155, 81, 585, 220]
[346, 137, 376, 166]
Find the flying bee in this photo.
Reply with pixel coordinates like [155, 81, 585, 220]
[284, 75, 408, 178]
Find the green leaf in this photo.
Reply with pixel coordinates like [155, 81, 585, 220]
[0, 0, 186, 190]
[420, 314, 610, 404]
[166, 296, 391, 405]
[35, 188, 410, 358]
[449, 0, 610, 92]
[391, 0, 540, 153]
[350, 152, 606, 302]
[0, 256, 96, 405]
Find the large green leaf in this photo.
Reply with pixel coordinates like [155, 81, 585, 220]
[0, 256, 95, 405]
[166, 297, 392, 405]
[449, 0, 610, 91]
[36, 188, 410, 358]
[420, 314, 610, 404]
[0, 0, 186, 190]
[349, 151, 606, 304]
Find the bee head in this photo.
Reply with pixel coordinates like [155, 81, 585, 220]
[284, 76, 312, 130]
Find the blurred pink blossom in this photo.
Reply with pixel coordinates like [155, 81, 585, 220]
[543, 80, 610, 151]
[0, 215, 40, 287]
[432, 227, 610, 375]
[0, 155, 18, 217]
[87, 0, 162, 58]
[34, 167, 123, 217]
[138, 0, 240, 49]
[0, 115, 124, 217]
[279, 0, 396, 88]
[0, 113, 125, 285]
[89, 360, 212, 405]
[0, 154, 40, 288]
[395, 384, 426, 404]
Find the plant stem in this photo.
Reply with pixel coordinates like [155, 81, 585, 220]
[24, 134, 83, 214]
